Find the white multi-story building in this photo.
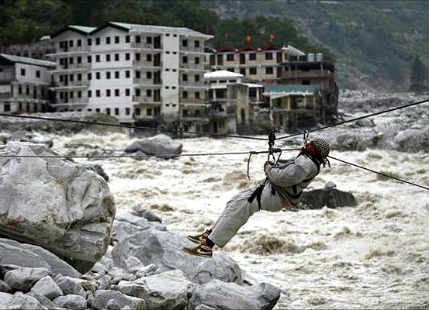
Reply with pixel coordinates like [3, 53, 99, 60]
[0, 54, 55, 113]
[48, 22, 213, 127]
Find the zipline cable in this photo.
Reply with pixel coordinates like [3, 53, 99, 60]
[277, 98, 429, 140]
[328, 155, 429, 191]
[0, 113, 266, 141]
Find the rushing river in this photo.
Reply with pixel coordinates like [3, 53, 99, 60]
[47, 125, 429, 309]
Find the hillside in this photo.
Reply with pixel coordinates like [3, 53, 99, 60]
[204, 0, 428, 91]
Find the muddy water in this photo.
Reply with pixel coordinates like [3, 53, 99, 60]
[49, 130, 429, 309]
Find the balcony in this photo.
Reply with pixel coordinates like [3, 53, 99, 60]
[0, 92, 11, 99]
[133, 78, 162, 87]
[133, 60, 162, 68]
[179, 81, 207, 89]
[181, 98, 209, 107]
[180, 63, 205, 71]
[53, 63, 90, 73]
[281, 70, 332, 80]
[133, 96, 162, 105]
[0, 75, 13, 84]
[131, 42, 162, 50]
[50, 81, 90, 90]
[180, 47, 205, 54]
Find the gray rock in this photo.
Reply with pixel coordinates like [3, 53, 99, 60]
[188, 280, 281, 310]
[301, 185, 357, 210]
[112, 213, 166, 244]
[112, 230, 243, 285]
[0, 142, 116, 273]
[393, 127, 429, 152]
[0, 291, 45, 309]
[4, 267, 49, 292]
[141, 269, 194, 310]
[124, 256, 145, 274]
[124, 134, 182, 159]
[91, 262, 108, 274]
[27, 291, 57, 309]
[0, 238, 81, 278]
[54, 294, 87, 310]
[31, 276, 63, 300]
[54, 274, 86, 297]
[131, 209, 162, 223]
[0, 279, 11, 293]
[116, 280, 146, 298]
[94, 290, 144, 310]
[85, 164, 110, 182]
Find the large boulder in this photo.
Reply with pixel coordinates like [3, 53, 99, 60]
[188, 279, 281, 310]
[0, 292, 45, 309]
[4, 267, 49, 292]
[112, 230, 243, 285]
[0, 238, 81, 278]
[393, 127, 429, 152]
[0, 142, 116, 273]
[300, 182, 357, 209]
[112, 213, 166, 244]
[124, 134, 182, 159]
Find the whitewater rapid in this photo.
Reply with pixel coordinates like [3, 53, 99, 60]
[48, 126, 429, 309]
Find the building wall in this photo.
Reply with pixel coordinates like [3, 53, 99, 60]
[162, 32, 180, 118]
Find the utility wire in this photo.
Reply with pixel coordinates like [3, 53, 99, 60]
[328, 155, 429, 191]
[277, 98, 429, 140]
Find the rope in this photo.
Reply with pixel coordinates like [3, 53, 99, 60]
[277, 98, 429, 140]
[328, 155, 429, 191]
[0, 148, 300, 159]
[0, 113, 266, 141]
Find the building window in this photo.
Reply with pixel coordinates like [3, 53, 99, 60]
[125, 88, 130, 96]
[96, 72, 100, 80]
[195, 57, 200, 64]
[106, 89, 111, 97]
[182, 74, 188, 82]
[125, 108, 130, 115]
[78, 91, 82, 98]
[135, 70, 141, 79]
[146, 36, 152, 44]
[146, 72, 152, 79]
[265, 67, 273, 74]
[77, 73, 82, 81]
[182, 39, 188, 47]
[194, 40, 200, 48]
[106, 54, 111, 62]
[96, 55, 100, 62]
[115, 108, 119, 115]
[36, 70, 40, 78]
[115, 71, 120, 79]
[135, 53, 140, 61]
[88, 90, 92, 97]
[26, 85, 30, 95]
[249, 53, 256, 60]
[106, 36, 111, 44]
[115, 89, 120, 96]
[195, 92, 200, 99]
[182, 91, 188, 99]
[18, 85, 22, 94]
[4, 104, 10, 112]
[115, 36, 120, 44]
[135, 89, 141, 97]
[69, 57, 74, 64]
[265, 52, 273, 60]
[135, 107, 140, 115]
[96, 108, 100, 113]
[147, 108, 152, 116]
[87, 38, 92, 46]
[87, 55, 92, 63]
[125, 53, 130, 61]
[249, 67, 257, 75]
[166, 51, 170, 54]
[106, 108, 111, 115]
[135, 35, 141, 43]
[146, 89, 152, 97]
[96, 38, 100, 45]
[21, 68, 26, 76]
[96, 90, 101, 97]
[227, 54, 234, 61]
[182, 56, 188, 64]
[195, 74, 200, 82]
[69, 40, 73, 47]
[125, 70, 130, 78]
[106, 71, 111, 79]
[77, 56, 82, 63]
[146, 54, 152, 62]
[77, 39, 82, 47]
[125, 35, 130, 43]
[88, 73, 92, 80]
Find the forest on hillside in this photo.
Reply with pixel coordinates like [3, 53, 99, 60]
[0, 0, 333, 60]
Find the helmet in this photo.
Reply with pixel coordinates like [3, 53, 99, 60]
[310, 138, 330, 159]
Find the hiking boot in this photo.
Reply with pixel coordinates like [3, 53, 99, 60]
[187, 230, 210, 244]
[183, 243, 213, 257]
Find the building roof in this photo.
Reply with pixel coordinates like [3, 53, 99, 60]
[204, 70, 243, 79]
[0, 54, 56, 68]
[102, 22, 213, 39]
[263, 84, 319, 98]
[51, 25, 97, 38]
[281, 45, 305, 56]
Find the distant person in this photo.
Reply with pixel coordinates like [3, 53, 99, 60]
[184, 139, 330, 257]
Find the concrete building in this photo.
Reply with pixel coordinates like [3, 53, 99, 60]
[279, 60, 338, 124]
[0, 53, 55, 114]
[263, 84, 321, 130]
[4, 37, 56, 61]
[48, 22, 213, 129]
[209, 44, 306, 82]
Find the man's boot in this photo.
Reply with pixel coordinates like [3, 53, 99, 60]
[183, 239, 213, 257]
[187, 229, 211, 244]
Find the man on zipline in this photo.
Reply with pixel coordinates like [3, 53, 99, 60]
[184, 138, 330, 257]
